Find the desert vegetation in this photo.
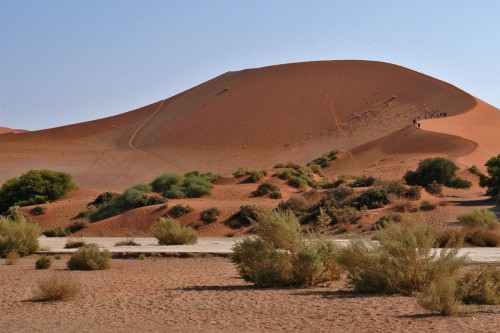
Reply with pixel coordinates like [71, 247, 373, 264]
[404, 157, 472, 191]
[169, 204, 194, 218]
[0, 169, 76, 213]
[35, 255, 53, 269]
[153, 217, 197, 245]
[200, 207, 221, 223]
[67, 244, 112, 270]
[34, 274, 80, 301]
[479, 154, 500, 197]
[152, 171, 217, 198]
[231, 209, 341, 287]
[0, 214, 39, 258]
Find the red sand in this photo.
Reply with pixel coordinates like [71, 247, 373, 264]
[1, 60, 495, 190]
[1, 256, 498, 333]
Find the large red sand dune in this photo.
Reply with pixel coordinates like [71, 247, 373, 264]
[0, 60, 498, 190]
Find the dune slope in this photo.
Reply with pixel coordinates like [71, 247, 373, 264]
[0, 60, 495, 189]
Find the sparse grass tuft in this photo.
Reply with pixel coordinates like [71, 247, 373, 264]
[0, 214, 39, 258]
[64, 239, 86, 249]
[169, 204, 194, 218]
[5, 250, 20, 265]
[114, 238, 141, 246]
[419, 200, 438, 211]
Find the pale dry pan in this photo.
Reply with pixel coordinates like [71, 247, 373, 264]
[1, 257, 499, 333]
[36, 237, 500, 263]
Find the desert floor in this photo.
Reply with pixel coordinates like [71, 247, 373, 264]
[1, 256, 499, 333]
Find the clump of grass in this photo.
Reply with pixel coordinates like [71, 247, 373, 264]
[200, 207, 221, 223]
[350, 175, 377, 187]
[114, 238, 141, 246]
[233, 167, 250, 178]
[351, 187, 389, 209]
[35, 255, 53, 269]
[0, 214, 39, 258]
[64, 239, 86, 249]
[337, 217, 467, 295]
[5, 250, 20, 265]
[169, 204, 194, 218]
[67, 244, 111, 270]
[34, 275, 80, 301]
[458, 209, 499, 229]
[269, 191, 282, 199]
[417, 275, 463, 316]
[425, 181, 443, 196]
[457, 266, 500, 305]
[153, 217, 197, 245]
[231, 209, 342, 288]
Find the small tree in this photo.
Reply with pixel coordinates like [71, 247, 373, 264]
[479, 154, 500, 197]
[404, 158, 471, 189]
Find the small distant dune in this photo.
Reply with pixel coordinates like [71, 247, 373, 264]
[0, 126, 27, 135]
[0, 60, 497, 189]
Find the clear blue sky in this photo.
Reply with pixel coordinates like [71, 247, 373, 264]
[1, 1, 499, 130]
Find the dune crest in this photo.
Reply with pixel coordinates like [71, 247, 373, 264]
[0, 60, 496, 189]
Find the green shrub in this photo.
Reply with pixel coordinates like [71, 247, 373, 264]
[0, 169, 76, 213]
[327, 206, 360, 225]
[0, 215, 39, 258]
[404, 157, 471, 189]
[351, 187, 389, 209]
[269, 191, 282, 199]
[169, 204, 194, 218]
[150, 172, 215, 199]
[89, 192, 118, 207]
[34, 275, 80, 301]
[469, 165, 480, 175]
[89, 184, 152, 221]
[231, 209, 341, 287]
[233, 167, 250, 178]
[457, 209, 499, 229]
[66, 219, 89, 234]
[252, 182, 279, 196]
[200, 207, 221, 223]
[30, 205, 46, 216]
[350, 175, 377, 187]
[42, 225, 68, 237]
[234, 205, 268, 227]
[147, 195, 167, 205]
[247, 170, 268, 183]
[479, 154, 500, 196]
[425, 181, 443, 196]
[153, 217, 197, 245]
[276, 168, 294, 180]
[35, 255, 53, 269]
[288, 176, 308, 190]
[67, 244, 112, 270]
[328, 184, 354, 200]
[338, 218, 467, 295]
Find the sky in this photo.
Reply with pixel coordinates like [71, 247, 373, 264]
[1, 1, 499, 131]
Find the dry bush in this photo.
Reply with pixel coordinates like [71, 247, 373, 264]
[231, 209, 342, 288]
[0, 214, 39, 258]
[418, 275, 464, 316]
[457, 266, 500, 305]
[67, 244, 112, 270]
[42, 225, 67, 237]
[419, 200, 437, 211]
[153, 217, 197, 245]
[169, 204, 194, 218]
[5, 250, 20, 265]
[464, 228, 500, 247]
[114, 238, 141, 246]
[34, 274, 80, 301]
[200, 207, 221, 223]
[337, 218, 467, 295]
[35, 255, 53, 269]
[389, 195, 417, 212]
[458, 208, 499, 229]
[64, 239, 86, 249]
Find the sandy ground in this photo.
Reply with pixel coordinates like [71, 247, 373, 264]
[1, 256, 499, 333]
[36, 237, 500, 263]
